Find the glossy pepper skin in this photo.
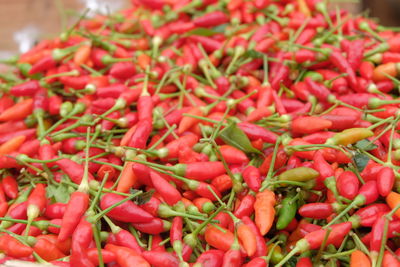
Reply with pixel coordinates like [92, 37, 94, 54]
[100, 193, 154, 223]
[276, 191, 298, 230]
[58, 191, 89, 242]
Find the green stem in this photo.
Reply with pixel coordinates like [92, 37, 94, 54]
[92, 223, 104, 267]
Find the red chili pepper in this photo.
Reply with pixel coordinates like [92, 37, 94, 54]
[234, 195, 255, 219]
[106, 244, 150, 267]
[71, 218, 93, 252]
[383, 251, 400, 266]
[110, 62, 136, 80]
[33, 237, 66, 261]
[44, 203, 67, 219]
[219, 145, 249, 164]
[0, 98, 33, 121]
[270, 63, 290, 91]
[138, 95, 154, 121]
[10, 80, 41, 97]
[58, 191, 89, 242]
[377, 167, 395, 197]
[347, 39, 365, 70]
[150, 171, 182, 205]
[259, 148, 288, 175]
[348, 203, 390, 228]
[238, 122, 277, 143]
[0, 234, 33, 258]
[27, 184, 47, 224]
[142, 251, 178, 267]
[299, 203, 334, 219]
[195, 249, 225, 267]
[242, 166, 261, 192]
[87, 248, 116, 265]
[304, 77, 331, 101]
[337, 171, 360, 200]
[128, 119, 153, 149]
[56, 159, 94, 184]
[292, 116, 332, 134]
[296, 257, 313, 267]
[242, 215, 267, 258]
[172, 161, 226, 181]
[2, 175, 18, 199]
[188, 36, 221, 53]
[370, 215, 387, 257]
[100, 193, 154, 223]
[132, 218, 171, 234]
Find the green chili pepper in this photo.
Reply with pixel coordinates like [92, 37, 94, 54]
[276, 191, 298, 230]
[278, 167, 319, 183]
[326, 128, 374, 146]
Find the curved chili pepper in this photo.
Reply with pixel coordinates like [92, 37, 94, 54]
[56, 159, 94, 184]
[237, 122, 278, 143]
[100, 193, 154, 223]
[149, 171, 182, 206]
[234, 194, 255, 219]
[33, 237, 66, 261]
[349, 203, 390, 228]
[242, 216, 267, 258]
[106, 244, 150, 267]
[0, 98, 33, 121]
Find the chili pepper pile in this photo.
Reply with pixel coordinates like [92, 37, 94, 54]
[2, 0, 400, 266]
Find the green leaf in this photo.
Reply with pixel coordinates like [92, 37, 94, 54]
[354, 139, 377, 151]
[46, 183, 70, 203]
[242, 49, 263, 59]
[186, 28, 218, 37]
[133, 189, 155, 205]
[219, 122, 261, 154]
[213, 24, 228, 33]
[353, 152, 370, 172]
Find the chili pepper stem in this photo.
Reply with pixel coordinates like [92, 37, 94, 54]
[324, 197, 363, 228]
[260, 137, 282, 191]
[92, 222, 105, 267]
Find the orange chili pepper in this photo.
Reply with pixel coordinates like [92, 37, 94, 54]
[0, 98, 33, 121]
[386, 191, 400, 218]
[350, 250, 371, 267]
[73, 45, 92, 66]
[297, 0, 311, 17]
[120, 124, 138, 147]
[372, 62, 400, 82]
[137, 53, 151, 70]
[237, 222, 257, 257]
[254, 189, 276, 235]
[205, 225, 235, 251]
[117, 162, 138, 193]
[178, 107, 203, 134]
[0, 135, 26, 156]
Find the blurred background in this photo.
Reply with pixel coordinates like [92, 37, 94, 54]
[0, 0, 399, 58]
